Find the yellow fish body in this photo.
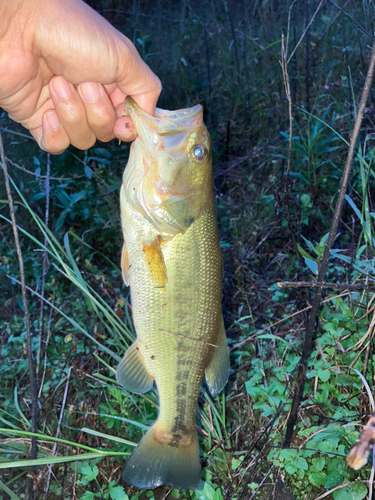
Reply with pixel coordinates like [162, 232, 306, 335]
[117, 97, 229, 490]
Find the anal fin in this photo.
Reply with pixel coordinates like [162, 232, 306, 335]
[205, 318, 230, 396]
[116, 342, 154, 394]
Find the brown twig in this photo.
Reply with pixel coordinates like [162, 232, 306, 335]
[287, 0, 325, 65]
[328, 0, 373, 42]
[43, 367, 72, 499]
[5, 155, 70, 181]
[36, 154, 51, 377]
[277, 281, 375, 291]
[283, 38, 375, 448]
[280, 34, 293, 177]
[279, 34, 309, 293]
[0, 131, 39, 499]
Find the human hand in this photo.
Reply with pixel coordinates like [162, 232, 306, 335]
[0, 0, 161, 154]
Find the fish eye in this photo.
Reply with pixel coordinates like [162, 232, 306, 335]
[192, 144, 207, 161]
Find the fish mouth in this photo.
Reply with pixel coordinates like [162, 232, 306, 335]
[125, 96, 203, 155]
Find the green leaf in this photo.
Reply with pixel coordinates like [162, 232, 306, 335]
[300, 235, 318, 254]
[213, 490, 224, 500]
[256, 333, 289, 345]
[312, 457, 325, 471]
[296, 469, 305, 479]
[301, 194, 312, 208]
[108, 483, 129, 500]
[84, 166, 93, 179]
[325, 471, 345, 489]
[280, 449, 297, 460]
[81, 493, 97, 500]
[309, 472, 327, 487]
[285, 464, 297, 474]
[333, 482, 367, 500]
[81, 464, 99, 485]
[195, 481, 224, 500]
[318, 369, 331, 382]
[297, 243, 313, 260]
[296, 457, 308, 470]
[304, 258, 318, 275]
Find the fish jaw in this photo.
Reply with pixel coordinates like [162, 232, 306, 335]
[123, 97, 213, 235]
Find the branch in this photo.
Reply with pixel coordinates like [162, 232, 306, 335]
[277, 281, 375, 291]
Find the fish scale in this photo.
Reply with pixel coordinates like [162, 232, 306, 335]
[116, 97, 230, 490]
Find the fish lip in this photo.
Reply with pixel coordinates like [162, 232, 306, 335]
[125, 96, 203, 135]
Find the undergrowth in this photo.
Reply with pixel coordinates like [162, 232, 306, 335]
[2, 1, 375, 499]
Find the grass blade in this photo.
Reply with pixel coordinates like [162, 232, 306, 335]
[0, 428, 124, 456]
[0, 479, 22, 500]
[81, 427, 136, 446]
[0, 453, 118, 469]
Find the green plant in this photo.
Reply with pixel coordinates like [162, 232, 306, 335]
[76, 461, 129, 500]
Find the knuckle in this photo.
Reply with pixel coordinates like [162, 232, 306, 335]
[154, 76, 162, 96]
[72, 135, 96, 151]
[89, 108, 114, 130]
[96, 131, 115, 143]
[57, 101, 83, 125]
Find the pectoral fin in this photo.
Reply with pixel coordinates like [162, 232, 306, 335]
[116, 342, 154, 394]
[121, 242, 130, 286]
[205, 318, 230, 396]
[142, 236, 168, 289]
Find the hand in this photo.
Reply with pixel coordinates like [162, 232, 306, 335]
[0, 0, 161, 153]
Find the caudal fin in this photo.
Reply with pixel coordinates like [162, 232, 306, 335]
[122, 423, 201, 490]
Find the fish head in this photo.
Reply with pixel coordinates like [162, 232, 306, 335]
[123, 97, 212, 235]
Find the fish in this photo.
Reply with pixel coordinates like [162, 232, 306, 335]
[116, 97, 229, 490]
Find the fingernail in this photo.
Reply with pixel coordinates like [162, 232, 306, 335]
[46, 110, 60, 129]
[53, 77, 72, 99]
[80, 82, 100, 102]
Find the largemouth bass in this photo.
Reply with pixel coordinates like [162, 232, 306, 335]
[116, 97, 229, 490]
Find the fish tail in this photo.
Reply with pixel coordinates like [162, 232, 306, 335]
[122, 422, 201, 490]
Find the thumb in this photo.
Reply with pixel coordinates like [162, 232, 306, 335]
[114, 36, 161, 115]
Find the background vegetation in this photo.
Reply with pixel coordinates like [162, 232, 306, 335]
[1, 0, 375, 499]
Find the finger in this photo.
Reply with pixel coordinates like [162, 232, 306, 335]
[113, 102, 136, 142]
[114, 116, 137, 142]
[49, 76, 96, 150]
[105, 85, 137, 139]
[77, 82, 116, 142]
[31, 110, 70, 154]
[115, 39, 162, 115]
